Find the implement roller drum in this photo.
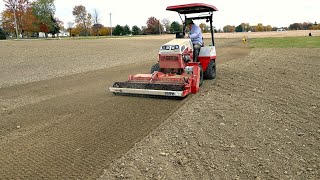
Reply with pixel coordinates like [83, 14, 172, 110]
[113, 82, 185, 91]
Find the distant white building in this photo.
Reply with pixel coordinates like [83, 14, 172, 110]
[277, 28, 286, 32]
[58, 30, 69, 37]
[38, 32, 50, 38]
[38, 30, 69, 38]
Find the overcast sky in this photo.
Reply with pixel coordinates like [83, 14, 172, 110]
[0, 0, 319, 29]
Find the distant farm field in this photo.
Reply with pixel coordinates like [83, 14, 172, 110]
[209, 30, 320, 39]
[120, 30, 320, 40]
[29, 30, 319, 41]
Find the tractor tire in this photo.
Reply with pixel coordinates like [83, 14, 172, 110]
[199, 64, 204, 87]
[150, 63, 160, 73]
[204, 60, 216, 79]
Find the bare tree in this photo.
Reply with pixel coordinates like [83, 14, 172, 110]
[92, 8, 100, 24]
[4, 0, 19, 38]
[67, 22, 74, 37]
[161, 18, 170, 33]
[72, 5, 91, 36]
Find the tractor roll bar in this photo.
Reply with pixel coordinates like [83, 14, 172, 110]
[183, 13, 215, 46]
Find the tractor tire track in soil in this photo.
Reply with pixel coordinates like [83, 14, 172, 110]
[0, 38, 249, 179]
[0, 62, 190, 179]
[100, 47, 320, 180]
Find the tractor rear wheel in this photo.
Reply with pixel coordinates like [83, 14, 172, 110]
[204, 60, 216, 79]
[199, 64, 204, 87]
[150, 63, 160, 73]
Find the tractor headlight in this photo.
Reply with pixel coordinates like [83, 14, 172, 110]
[161, 45, 179, 51]
[171, 45, 179, 50]
[161, 46, 170, 50]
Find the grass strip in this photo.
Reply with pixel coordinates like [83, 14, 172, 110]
[249, 36, 320, 48]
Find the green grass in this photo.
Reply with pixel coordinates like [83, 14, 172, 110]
[249, 36, 320, 48]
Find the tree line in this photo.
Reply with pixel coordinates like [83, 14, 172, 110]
[0, 1, 186, 38]
[1, 1, 319, 39]
[222, 21, 320, 33]
[69, 6, 184, 37]
[288, 22, 319, 30]
[222, 23, 273, 33]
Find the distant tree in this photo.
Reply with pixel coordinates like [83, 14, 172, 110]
[98, 27, 110, 36]
[240, 23, 250, 32]
[56, 18, 64, 31]
[199, 23, 210, 33]
[3, 0, 35, 38]
[141, 26, 147, 34]
[71, 24, 82, 36]
[123, 24, 131, 35]
[48, 15, 60, 37]
[72, 5, 92, 36]
[38, 23, 49, 35]
[32, 0, 56, 37]
[302, 22, 310, 30]
[235, 24, 243, 32]
[113, 24, 123, 35]
[249, 26, 256, 32]
[145, 16, 162, 34]
[67, 22, 74, 36]
[307, 22, 314, 30]
[92, 8, 100, 24]
[131, 25, 141, 35]
[311, 24, 320, 30]
[256, 23, 264, 32]
[289, 23, 303, 30]
[263, 25, 272, 31]
[223, 25, 235, 32]
[1, 9, 16, 35]
[170, 21, 181, 33]
[287, 21, 319, 30]
[0, 27, 6, 39]
[21, 7, 40, 37]
[92, 23, 103, 36]
[161, 18, 170, 33]
[3, 0, 21, 38]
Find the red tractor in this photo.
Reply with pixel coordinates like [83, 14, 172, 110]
[109, 3, 218, 98]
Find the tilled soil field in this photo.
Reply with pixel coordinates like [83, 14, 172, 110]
[0, 36, 319, 179]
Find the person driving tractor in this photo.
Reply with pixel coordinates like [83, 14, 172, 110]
[186, 19, 203, 61]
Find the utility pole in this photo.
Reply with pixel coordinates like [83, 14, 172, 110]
[109, 13, 112, 36]
[12, 0, 19, 39]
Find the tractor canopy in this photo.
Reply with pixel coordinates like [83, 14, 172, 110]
[166, 3, 218, 14]
[166, 3, 218, 46]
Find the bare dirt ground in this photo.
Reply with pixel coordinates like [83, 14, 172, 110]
[100, 46, 320, 179]
[0, 33, 319, 179]
[0, 37, 182, 179]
